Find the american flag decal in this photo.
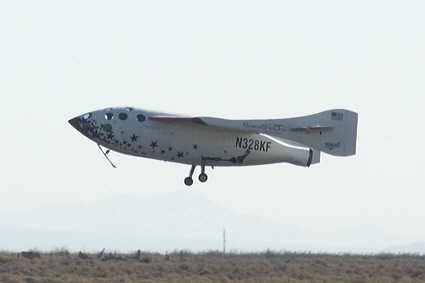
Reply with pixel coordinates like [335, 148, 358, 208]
[331, 112, 343, 121]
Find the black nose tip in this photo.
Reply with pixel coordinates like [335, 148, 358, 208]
[68, 117, 80, 130]
[69, 116, 94, 140]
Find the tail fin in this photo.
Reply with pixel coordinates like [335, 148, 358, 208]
[266, 109, 358, 156]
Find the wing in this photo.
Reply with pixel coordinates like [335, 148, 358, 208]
[149, 116, 208, 126]
[148, 116, 247, 134]
[148, 115, 333, 136]
[149, 116, 333, 135]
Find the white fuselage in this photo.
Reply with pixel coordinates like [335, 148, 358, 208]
[69, 107, 312, 168]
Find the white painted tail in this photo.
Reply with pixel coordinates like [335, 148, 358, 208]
[262, 109, 358, 156]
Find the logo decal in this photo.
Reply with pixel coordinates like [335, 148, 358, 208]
[325, 142, 341, 150]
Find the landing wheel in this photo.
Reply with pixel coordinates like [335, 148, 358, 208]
[184, 177, 194, 186]
[198, 173, 208, 183]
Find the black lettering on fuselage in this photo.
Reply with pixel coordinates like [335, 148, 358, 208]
[235, 137, 271, 152]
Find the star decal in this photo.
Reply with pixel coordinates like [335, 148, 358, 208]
[161, 150, 165, 154]
[107, 133, 114, 139]
[176, 152, 184, 158]
[130, 134, 138, 142]
[150, 141, 158, 149]
[168, 146, 173, 151]
[193, 144, 198, 150]
[91, 130, 100, 139]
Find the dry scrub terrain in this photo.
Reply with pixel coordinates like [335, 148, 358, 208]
[1, 250, 425, 283]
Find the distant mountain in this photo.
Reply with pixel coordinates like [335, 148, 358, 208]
[383, 242, 425, 254]
[0, 192, 421, 253]
[0, 224, 222, 253]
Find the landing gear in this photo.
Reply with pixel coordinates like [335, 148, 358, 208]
[198, 173, 208, 183]
[184, 177, 194, 186]
[198, 159, 208, 183]
[184, 165, 196, 186]
[183, 158, 209, 186]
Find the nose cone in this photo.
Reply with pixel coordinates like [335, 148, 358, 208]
[68, 116, 94, 140]
[68, 117, 81, 131]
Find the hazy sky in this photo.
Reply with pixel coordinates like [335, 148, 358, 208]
[1, 1, 425, 243]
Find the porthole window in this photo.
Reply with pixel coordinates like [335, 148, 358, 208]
[102, 124, 113, 132]
[83, 113, 92, 120]
[105, 113, 114, 120]
[137, 114, 146, 122]
[119, 112, 128, 120]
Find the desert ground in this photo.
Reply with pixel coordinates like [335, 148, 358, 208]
[1, 249, 425, 283]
